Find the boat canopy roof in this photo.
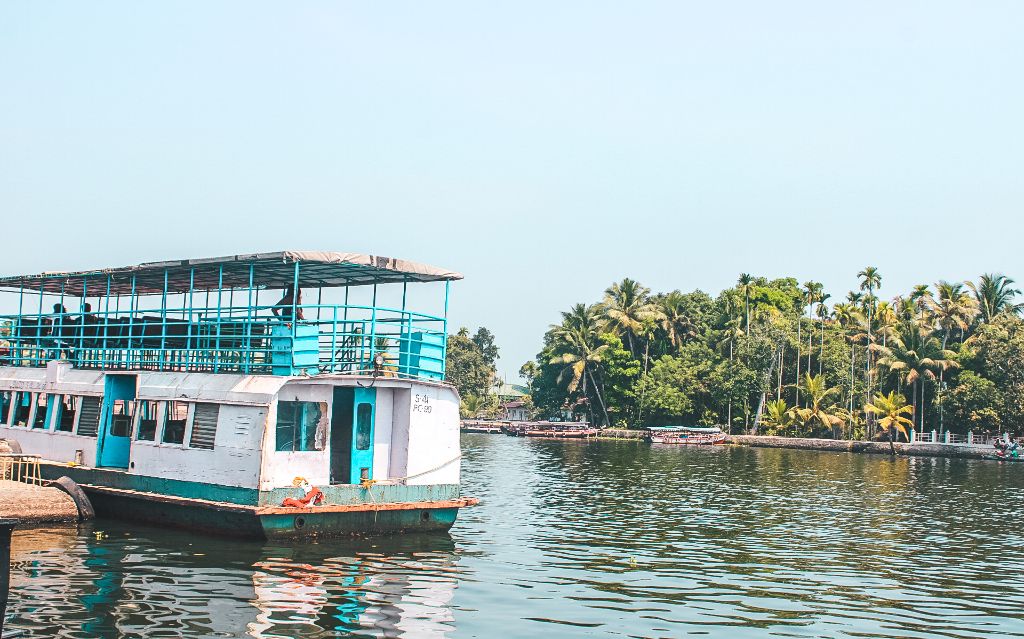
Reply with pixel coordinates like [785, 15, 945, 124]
[0, 251, 463, 296]
[647, 426, 722, 433]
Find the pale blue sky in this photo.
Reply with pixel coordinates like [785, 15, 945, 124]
[1, 2, 1022, 379]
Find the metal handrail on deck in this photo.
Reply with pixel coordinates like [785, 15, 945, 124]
[0, 303, 447, 381]
[0, 454, 43, 486]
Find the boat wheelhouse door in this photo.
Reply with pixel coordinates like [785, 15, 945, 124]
[96, 374, 136, 468]
[330, 387, 376, 484]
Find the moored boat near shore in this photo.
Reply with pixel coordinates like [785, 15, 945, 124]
[509, 421, 598, 439]
[460, 420, 503, 434]
[647, 426, 726, 445]
[0, 251, 477, 538]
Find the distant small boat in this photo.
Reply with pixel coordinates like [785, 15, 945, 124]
[647, 426, 726, 445]
[460, 421, 504, 434]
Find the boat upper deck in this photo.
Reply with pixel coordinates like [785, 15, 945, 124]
[0, 251, 460, 381]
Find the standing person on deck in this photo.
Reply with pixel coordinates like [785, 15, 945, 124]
[272, 285, 305, 322]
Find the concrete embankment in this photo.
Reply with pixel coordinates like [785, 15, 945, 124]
[598, 429, 647, 440]
[0, 481, 80, 523]
[727, 435, 998, 460]
[596, 430, 1001, 460]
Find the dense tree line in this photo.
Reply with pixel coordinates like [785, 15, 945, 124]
[445, 326, 501, 417]
[524, 271, 1024, 439]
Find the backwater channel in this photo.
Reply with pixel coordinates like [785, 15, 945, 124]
[6, 434, 1024, 638]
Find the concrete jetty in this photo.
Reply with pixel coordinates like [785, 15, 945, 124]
[0, 481, 79, 523]
[727, 435, 999, 459]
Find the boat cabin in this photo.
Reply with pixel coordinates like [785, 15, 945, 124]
[0, 251, 470, 537]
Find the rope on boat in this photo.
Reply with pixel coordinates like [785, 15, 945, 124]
[393, 454, 463, 484]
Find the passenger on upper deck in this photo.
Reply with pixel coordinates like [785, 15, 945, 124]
[272, 285, 305, 322]
[50, 303, 72, 359]
[74, 303, 102, 348]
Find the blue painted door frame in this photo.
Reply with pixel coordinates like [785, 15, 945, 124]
[97, 374, 136, 468]
[349, 387, 376, 484]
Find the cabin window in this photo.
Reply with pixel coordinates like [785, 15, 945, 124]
[275, 401, 327, 452]
[110, 400, 133, 437]
[355, 403, 373, 451]
[0, 391, 11, 425]
[189, 403, 219, 450]
[12, 393, 31, 427]
[31, 394, 49, 429]
[161, 401, 189, 445]
[135, 400, 160, 441]
[77, 397, 101, 437]
[53, 395, 76, 432]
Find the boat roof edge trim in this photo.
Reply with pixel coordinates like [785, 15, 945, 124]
[0, 250, 463, 296]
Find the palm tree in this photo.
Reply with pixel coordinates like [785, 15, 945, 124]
[738, 273, 755, 335]
[874, 321, 958, 433]
[927, 281, 977, 433]
[797, 281, 823, 406]
[875, 301, 898, 348]
[600, 278, 663, 358]
[928, 281, 977, 349]
[761, 399, 795, 435]
[865, 391, 914, 450]
[550, 304, 611, 426]
[909, 284, 932, 318]
[658, 291, 698, 351]
[815, 296, 831, 374]
[968, 273, 1023, 322]
[858, 267, 882, 426]
[790, 373, 844, 437]
[833, 303, 864, 431]
[460, 394, 489, 419]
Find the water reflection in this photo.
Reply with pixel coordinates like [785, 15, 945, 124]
[6, 437, 1024, 638]
[7, 526, 459, 638]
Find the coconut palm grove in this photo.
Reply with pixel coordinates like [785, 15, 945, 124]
[449, 270, 1024, 440]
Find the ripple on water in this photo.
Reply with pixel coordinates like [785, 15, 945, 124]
[6, 437, 1024, 638]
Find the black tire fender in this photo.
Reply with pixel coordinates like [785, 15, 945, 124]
[49, 476, 95, 521]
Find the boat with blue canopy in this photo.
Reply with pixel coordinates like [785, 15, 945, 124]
[0, 250, 477, 538]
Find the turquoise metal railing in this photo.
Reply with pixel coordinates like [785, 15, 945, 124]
[0, 304, 447, 381]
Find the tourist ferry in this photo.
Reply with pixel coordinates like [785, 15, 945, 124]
[0, 251, 476, 538]
[646, 426, 726, 445]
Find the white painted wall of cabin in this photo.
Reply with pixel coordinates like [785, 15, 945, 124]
[372, 387, 393, 480]
[129, 404, 267, 489]
[402, 384, 461, 485]
[0, 424, 99, 466]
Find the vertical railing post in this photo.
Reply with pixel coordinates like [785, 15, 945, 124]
[342, 285, 349, 370]
[291, 261, 300, 374]
[127, 275, 137, 369]
[442, 280, 450, 378]
[77, 278, 86, 365]
[330, 305, 338, 373]
[401, 278, 408, 377]
[369, 283, 378, 371]
[14, 286, 24, 366]
[159, 269, 168, 369]
[101, 275, 111, 370]
[244, 263, 254, 374]
[36, 284, 44, 366]
[214, 265, 223, 373]
[187, 268, 195, 371]
[58, 280, 66, 362]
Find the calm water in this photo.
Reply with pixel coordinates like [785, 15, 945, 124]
[6, 436, 1024, 638]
